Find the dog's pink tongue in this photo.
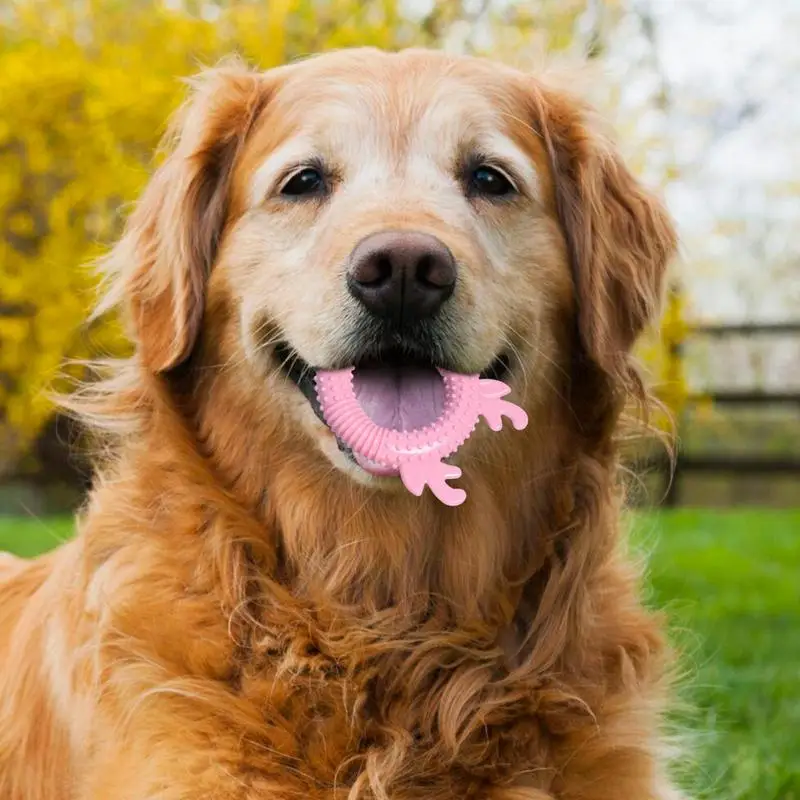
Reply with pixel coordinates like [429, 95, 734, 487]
[353, 365, 445, 432]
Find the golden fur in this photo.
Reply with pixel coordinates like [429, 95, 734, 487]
[0, 49, 679, 799]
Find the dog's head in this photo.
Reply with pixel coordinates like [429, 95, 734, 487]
[107, 49, 675, 490]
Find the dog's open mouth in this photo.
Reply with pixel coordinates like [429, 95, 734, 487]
[275, 342, 510, 473]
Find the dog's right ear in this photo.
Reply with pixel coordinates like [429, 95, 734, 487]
[524, 81, 677, 399]
[101, 62, 271, 372]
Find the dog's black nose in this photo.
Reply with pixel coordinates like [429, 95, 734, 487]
[347, 231, 456, 323]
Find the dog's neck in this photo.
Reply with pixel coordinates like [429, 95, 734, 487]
[86, 357, 619, 640]
[178, 354, 616, 631]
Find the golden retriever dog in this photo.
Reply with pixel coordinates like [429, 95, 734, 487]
[0, 48, 679, 799]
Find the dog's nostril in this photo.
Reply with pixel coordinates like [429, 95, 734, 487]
[417, 253, 455, 289]
[352, 252, 392, 287]
[416, 255, 435, 287]
[375, 256, 392, 285]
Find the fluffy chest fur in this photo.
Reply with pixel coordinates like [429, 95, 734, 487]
[62, 434, 664, 800]
[86, 538, 605, 800]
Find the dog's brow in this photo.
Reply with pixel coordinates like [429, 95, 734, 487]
[476, 132, 541, 200]
[249, 139, 316, 206]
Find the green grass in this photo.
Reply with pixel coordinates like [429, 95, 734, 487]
[0, 516, 74, 558]
[1, 509, 798, 799]
[634, 510, 800, 800]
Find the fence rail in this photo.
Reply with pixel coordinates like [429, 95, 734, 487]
[689, 390, 800, 406]
[691, 322, 800, 337]
[655, 314, 800, 506]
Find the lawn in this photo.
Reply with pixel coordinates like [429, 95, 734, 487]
[0, 516, 74, 558]
[1, 509, 798, 799]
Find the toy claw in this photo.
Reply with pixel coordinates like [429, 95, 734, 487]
[400, 461, 466, 507]
[477, 379, 529, 432]
[476, 378, 512, 398]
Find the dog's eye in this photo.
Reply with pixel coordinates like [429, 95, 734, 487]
[281, 167, 325, 197]
[469, 166, 515, 198]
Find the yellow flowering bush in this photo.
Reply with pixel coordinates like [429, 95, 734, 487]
[0, 0, 414, 475]
[634, 284, 689, 436]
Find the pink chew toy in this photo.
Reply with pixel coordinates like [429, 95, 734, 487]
[314, 368, 528, 506]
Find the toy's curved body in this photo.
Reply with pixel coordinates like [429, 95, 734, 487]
[315, 369, 528, 506]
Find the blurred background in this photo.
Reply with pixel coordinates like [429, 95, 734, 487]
[0, 1, 797, 797]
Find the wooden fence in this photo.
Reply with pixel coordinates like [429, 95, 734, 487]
[647, 318, 800, 506]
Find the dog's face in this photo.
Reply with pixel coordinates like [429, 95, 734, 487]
[225, 51, 573, 479]
[111, 49, 675, 487]
[233, 53, 565, 372]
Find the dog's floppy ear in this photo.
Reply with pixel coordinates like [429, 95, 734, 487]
[531, 85, 677, 393]
[103, 61, 269, 372]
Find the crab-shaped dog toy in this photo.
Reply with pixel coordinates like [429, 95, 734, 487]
[314, 369, 528, 506]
